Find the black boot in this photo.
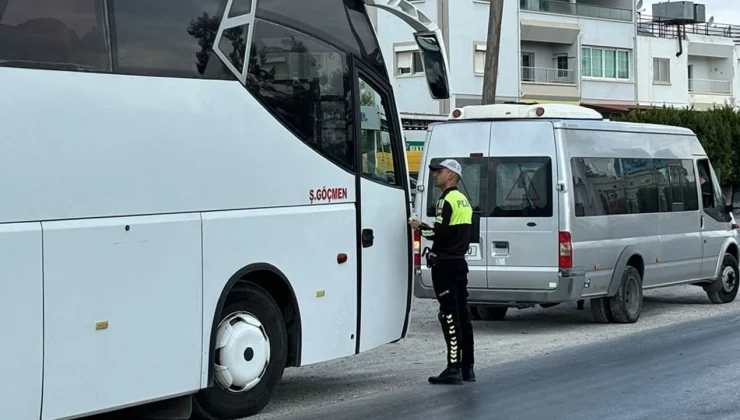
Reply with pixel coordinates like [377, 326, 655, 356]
[429, 311, 463, 385]
[428, 367, 463, 385]
[462, 364, 476, 382]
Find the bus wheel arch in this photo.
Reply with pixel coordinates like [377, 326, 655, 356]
[195, 264, 302, 419]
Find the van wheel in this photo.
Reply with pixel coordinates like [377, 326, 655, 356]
[608, 265, 643, 324]
[706, 253, 740, 304]
[468, 305, 483, 320]
[193, 283, 287, 420]
[590, 297, 613, 323]
[476, 306, 508, 321]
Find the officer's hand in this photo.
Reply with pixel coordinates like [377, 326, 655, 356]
[408, 219, 422, 230]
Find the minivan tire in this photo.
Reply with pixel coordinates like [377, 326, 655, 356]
[608, 265, 643, 324]
[706, 253, 740, 304]
[474, 306, 508, 321]
[590, 297, 613, 323]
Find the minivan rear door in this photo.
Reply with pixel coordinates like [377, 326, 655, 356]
[486, 121, 559, 290]
[418, 121, 490, 290]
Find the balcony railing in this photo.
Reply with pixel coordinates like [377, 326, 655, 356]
[521, 66, 577, 85]
[520, 0, 633, 22]
[688, 78, 732, 95]
[638, 14, 740, 43]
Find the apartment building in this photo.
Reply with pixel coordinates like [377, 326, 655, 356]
[374, 0, 638, 118]
[372, 0, 740, 123]
[636, 10, 740, 110]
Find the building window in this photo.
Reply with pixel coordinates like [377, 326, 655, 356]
[556, 54, 569, 78]
[474, 43, 486, 74]
[521, 52, 534, 82]
[653, 58, 670, 83]
[395, 47, 423, 76]
[581, 47, 630, 80]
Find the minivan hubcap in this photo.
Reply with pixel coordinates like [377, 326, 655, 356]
[722, 266, 736, 293]
[625, 276, 640, 315]
[214, 311, 270, 394]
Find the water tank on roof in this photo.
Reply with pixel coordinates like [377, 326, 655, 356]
[651, 1, 706, 24]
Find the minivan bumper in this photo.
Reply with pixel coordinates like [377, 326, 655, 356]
[413, 267, 586, 305]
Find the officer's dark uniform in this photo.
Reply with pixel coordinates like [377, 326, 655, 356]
[420, 184, 475, 384]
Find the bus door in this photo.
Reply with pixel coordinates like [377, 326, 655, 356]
[0, 223, 43, 419]
[356, 67, 411, 353]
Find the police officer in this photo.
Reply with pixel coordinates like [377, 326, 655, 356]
[409, 158, 475, 385]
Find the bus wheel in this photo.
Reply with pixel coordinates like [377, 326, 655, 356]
[194, 283, 288, 420]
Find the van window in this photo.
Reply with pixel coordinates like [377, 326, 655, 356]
[697, 158, 731, 223]
[425, 157, 485, 217]
[572, 157, 698, 217]
[489, 157, 552, 218]
[654, 159, 699, 212]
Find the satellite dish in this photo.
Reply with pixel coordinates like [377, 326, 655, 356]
[636, 0, 643, 10]
[708, 16, 715, 25]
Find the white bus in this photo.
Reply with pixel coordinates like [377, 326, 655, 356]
[0, 0, 449, 419]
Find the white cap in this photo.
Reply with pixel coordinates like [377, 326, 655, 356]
[429, 159, 463, 178]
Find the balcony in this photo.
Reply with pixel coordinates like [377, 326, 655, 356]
[520, 66, 580, 100]
[688, 79, 732, 95]
[520, 0, 632, 22]
[522, 66, 577, 85]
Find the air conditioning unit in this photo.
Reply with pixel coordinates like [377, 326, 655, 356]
[651, 1, 706, 24]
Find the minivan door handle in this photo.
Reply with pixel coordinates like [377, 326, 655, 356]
[492, 241, 509, 256]
[700, 216, 704, 229]
[362, 228, 374, 248]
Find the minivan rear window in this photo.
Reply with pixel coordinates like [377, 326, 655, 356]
[425, 157, 486, 217]
[489, 157, 553, 218]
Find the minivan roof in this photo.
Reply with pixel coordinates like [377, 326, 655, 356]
[447, 103, 603, 120]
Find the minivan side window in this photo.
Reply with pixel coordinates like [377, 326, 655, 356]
[697, 158, 731, 223]
[571, 157, 697, 217]
[425, 157, 486, 217]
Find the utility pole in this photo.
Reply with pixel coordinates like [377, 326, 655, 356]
[482, 0, 504, 105]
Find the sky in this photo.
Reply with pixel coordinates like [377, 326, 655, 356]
[643, 0, 740, 26]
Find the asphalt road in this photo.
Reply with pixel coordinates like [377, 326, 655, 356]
[280, 313, 740, 420]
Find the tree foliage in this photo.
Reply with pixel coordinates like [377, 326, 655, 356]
[612, 104, 740, 187]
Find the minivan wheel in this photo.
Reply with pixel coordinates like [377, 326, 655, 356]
[476, 306, 508, 321]
[706, 253, 740, 304]
[590, 297, 613, 324]
[468, 305, 483, 320]
[608, 265, 643, 324]
[193, 283, 288, 420]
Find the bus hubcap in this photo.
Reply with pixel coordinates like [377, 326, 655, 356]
[214, 311, 270, 394]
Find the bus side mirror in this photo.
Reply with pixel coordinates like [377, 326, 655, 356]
[413, 31, 450, 100]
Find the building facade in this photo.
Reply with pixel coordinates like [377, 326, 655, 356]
[372, 0, 740, 117]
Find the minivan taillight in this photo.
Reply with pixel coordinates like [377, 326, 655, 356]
[558, 231, 573, 269]
[413, 230, 421, 266]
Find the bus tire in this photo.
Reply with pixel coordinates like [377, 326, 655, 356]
[608, 265, 643, 324]
[194, 283, 288, 420]
[706, 253, 740, 304]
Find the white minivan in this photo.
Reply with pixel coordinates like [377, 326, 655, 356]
[412, 103, 739, 324]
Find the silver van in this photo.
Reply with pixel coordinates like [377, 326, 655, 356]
[412, 103, 739, 324]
